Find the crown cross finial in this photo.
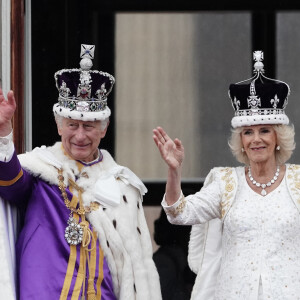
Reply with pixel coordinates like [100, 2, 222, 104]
[80, 44, 95, 70]
[253, 50, 264, 73]
[80, 44, 95, 59]
[253, 51, 263, 62]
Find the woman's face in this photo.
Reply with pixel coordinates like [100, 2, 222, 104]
[241, 125, 277, 165]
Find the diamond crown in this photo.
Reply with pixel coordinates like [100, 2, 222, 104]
[54, 44, 115, 113]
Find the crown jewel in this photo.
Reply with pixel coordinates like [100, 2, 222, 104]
[53, 44, 115, 121]
[228, 50, 290, 128]
[253, 50, 264, 73]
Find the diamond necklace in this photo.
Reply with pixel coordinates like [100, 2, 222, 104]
[248, 166, 280, 196]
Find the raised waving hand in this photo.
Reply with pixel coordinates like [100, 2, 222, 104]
[0, 88, 16, 136]
[153, 126, 184, 170]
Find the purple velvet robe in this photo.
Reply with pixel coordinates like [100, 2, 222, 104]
[0, 151, 116, 300]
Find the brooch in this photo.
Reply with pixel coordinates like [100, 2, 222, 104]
[64, 215, 83, 245]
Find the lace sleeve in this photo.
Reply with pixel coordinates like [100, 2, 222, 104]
[162, 168, 222, 225]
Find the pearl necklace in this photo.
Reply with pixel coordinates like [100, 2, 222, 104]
[248, 166, 280, 196]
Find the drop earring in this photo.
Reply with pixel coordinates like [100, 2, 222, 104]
[241, 147, 245, 153]
[276, 145, 280, 151]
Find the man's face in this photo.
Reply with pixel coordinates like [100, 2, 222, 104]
[57, 118, 108, 162]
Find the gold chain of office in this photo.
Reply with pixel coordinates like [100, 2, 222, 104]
[57, 169, 100, 215]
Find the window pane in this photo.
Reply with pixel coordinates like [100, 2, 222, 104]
[277, 13, 300, 164]
[116, 12, 251, 179]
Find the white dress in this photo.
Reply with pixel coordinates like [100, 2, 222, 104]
[216, 168, 300, 299]
[163, 166, 300, 300]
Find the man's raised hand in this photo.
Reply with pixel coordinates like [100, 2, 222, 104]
[0, 89, 16, 136]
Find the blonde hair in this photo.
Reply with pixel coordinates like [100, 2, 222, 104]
[228, 124, 295, 165]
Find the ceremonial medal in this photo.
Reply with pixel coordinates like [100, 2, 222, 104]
[64, 215, 83, 245]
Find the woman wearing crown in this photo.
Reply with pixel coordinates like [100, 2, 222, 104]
[153, 51, 300, 300]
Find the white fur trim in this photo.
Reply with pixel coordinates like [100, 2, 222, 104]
[18, 143, 162, 300]
[53, 103, 111, 121]
[231, 114, 289, 128]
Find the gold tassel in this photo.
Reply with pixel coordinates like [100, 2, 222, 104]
[87, 278, 97, 300]
[78, 185, 97, 299]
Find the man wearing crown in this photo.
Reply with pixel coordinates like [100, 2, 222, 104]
[0, 45, 162, 300]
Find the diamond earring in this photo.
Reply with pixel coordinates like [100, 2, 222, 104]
[276, 145, 280, 151]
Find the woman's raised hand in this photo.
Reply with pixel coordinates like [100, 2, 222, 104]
[153, 127, 184, 170]
[0, 88, 16, 136]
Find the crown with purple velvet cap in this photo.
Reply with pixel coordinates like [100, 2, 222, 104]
[53, 44, 115, 121]
[229, 51, 290, 128]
